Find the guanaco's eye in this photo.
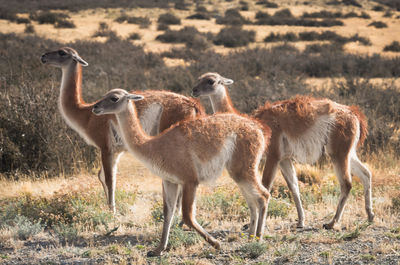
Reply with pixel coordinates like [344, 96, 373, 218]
[207, 79, 214, 85]
[110, 97, 119, 102]
[58, 50, 67, 56]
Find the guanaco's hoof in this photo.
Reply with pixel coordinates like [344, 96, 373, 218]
[147, 250, 161, 257]
[213, 241, 221, 250]
[323, 223, 334, 230]
[368, 213, 375, 223]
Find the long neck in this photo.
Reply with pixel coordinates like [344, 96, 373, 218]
[115, 103, 152, 153]
[209, 86, 236, 113]
[60, 62, 84, 111]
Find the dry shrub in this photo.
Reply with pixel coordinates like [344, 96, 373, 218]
[0, 0, 173, 12]
[29, 11, 71, 25]
[368, 21, 388, 28]
[372, 5, 385, 11]
[114, 15, 151, 28]
[256, 0, 278, 8]
[383, 41, 400, 52]
[265, 31, 370, 46]
[157, 13, 181, 25]
[174, 0, 190, 10]
[256, 9, 344, 27]
[304, 43, 344, 53]
[16, 17, 30, 24]
[375, 0, 400, 11]
[127, 32, 141, 40]
[186, 13, 210, 20]
[302, 10, 370, 19]
[213, 27, 255, 47]
[156, 26, 204, 43]
[2, 32, 400, 177]
[54, 18, 76, 28]
[92, 22, 120, 42]
[216, 8, 250, 25]
[0, 33, 165, 176]
[328, 0, 362, 7]
[24, 24, 35, 34]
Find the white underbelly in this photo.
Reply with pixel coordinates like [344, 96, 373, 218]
[280, 114, 335, 164]
[192, 135, 237, 184]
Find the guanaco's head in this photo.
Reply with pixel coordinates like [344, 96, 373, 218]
[40, 47, 88, 68]
[92, 89, 144, 115]
[192, 72, 233, 98]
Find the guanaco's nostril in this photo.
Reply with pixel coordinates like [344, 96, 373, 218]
[40, 55, 46, 63]
[93, 104, 98, 109]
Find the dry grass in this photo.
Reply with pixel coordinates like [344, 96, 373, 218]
[0, 1, 399, 57]
[1, 1, 400, 263]
[1, 153, 399, 264]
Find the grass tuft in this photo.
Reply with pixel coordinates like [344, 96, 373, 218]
[7, 215, 43, 240]
[169, 224, 201, 249]
[340, 223, 370, 241]
[238, 242, 268, 259]
[268, 199, 291, 218]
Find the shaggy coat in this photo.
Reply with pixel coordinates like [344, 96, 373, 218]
[92, 89, 271, 256]
[192, 72, 374, 229]
[41, 47, 204, 213]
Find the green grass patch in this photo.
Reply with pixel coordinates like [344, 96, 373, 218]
[106, 244, 132, 255]
[360, 254, 376, 261]
[54, 223, 78, 244]
[0, 191, 114, 233]
[168, 224, 201, 249]
[268, 199, 291, 218]
[319, 251, 331, 259]
[391, 196, 400, 212]
[115, 190, 137, 215]
[200, 188, 248, 220]
[151, 201, 164, 223]
[238, 242, 268, 259]
[339, 223, 370, 241]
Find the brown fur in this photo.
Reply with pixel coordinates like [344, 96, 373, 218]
[348, 105, 368, 146]
[192, 72, 373, 229]
[93, 89, 270, 255]
[134, 90, 205, 132]
[41, 47, 203, 213]
[253, 96, 336, 138]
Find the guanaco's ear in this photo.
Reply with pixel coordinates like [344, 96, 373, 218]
[127, 94, 144, 101]
[72, 54, 89, 67]
[221, 77, 234, 86]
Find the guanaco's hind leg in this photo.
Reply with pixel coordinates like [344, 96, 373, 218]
[261, 151, 280, 191]
[323, 157, 352, 229]
[148, 180, 181, 257]
[181, 183, 221, 249]
[237, 183, 259, 236]
[279, 159, 305, 228]
[350, 155, 374, 222]
[234, 168, 270, 239]
[255, 184, 270, 238]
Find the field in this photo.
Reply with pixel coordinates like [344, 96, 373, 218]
[0, 0, 399, 264]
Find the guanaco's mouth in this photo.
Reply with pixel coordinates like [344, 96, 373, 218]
[191, 89, 200, 98]
[92, 106, 103, 115]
